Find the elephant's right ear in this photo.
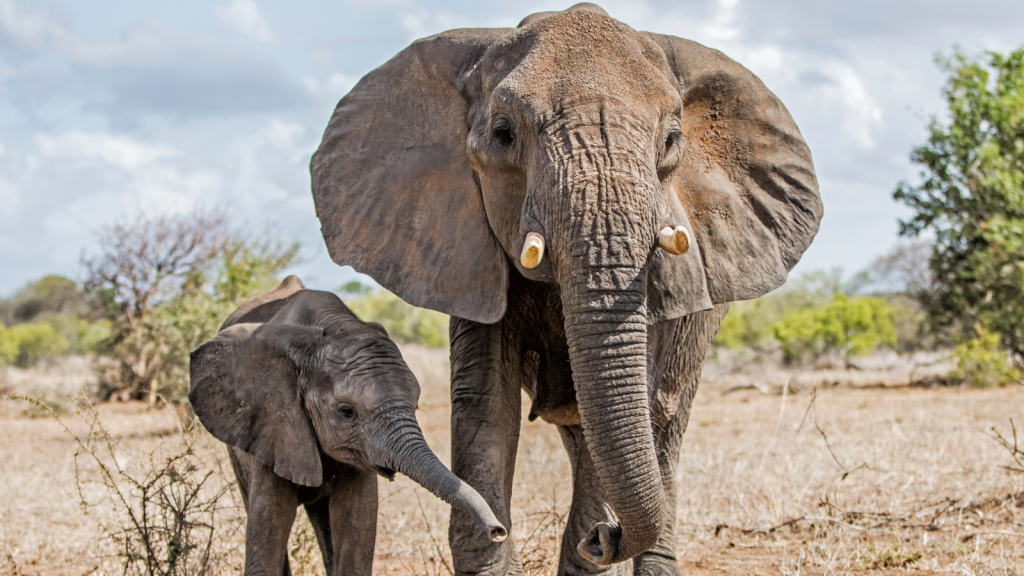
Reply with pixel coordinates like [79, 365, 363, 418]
[311, 30, 511, 324]
[644, 33, 823, 306]
[188, 323, 324, 487]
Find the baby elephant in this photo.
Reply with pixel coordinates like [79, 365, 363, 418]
[189, 276, 505, 575]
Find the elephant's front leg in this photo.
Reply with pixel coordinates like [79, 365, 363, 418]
[448, 317, 523, 575]
[325, 467, 378, 576]
[630, 415, 685, 576]
[235, 449, 300, 576]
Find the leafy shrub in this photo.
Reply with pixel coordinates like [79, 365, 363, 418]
[0, 323, 18, 366]
[772, 294, 897, 364]
[32, 312, 111, 355]
[345, 291, 450, 348]
[5, 322, 70, 367]
[950, 325, 1022, 388]
[881, 294, 937, 353]
[715, 298, 785, 351]
[0, 276, 105, 366]
[715, 269, 878, 356]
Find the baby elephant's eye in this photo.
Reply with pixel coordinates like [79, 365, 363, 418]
[336, 403, 358, 421]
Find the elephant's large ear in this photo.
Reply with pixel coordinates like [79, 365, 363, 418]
[311, 30, 511, 324]
[189, 323, 324, 487]
[645, 33, 823, 306]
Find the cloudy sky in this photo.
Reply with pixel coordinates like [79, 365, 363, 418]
[2, 0, 1023, 296]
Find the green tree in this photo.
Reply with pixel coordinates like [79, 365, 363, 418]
[0, 275, 88, 325]
[894, 47, 1024, 359]
[339, 279, 376, 298]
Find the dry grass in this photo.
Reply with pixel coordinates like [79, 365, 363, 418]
[1, 349, 1021, 575]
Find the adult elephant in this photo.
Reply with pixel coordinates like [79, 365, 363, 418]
[311, 4, 822, 574]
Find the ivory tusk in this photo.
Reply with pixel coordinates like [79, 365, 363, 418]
[520, 232, 545, 269]
[658, 226, 690, 256]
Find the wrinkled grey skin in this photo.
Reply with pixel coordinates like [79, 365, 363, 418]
[189, 277, 506, 576]
[310, 4, 822, 575]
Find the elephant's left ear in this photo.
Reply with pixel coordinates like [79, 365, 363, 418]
[311, 30, 512, 324]
[644, 33, 823, 306]
[189, 323, 325, 487]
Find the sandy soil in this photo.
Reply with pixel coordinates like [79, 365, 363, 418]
[1, 350, 1021, 575]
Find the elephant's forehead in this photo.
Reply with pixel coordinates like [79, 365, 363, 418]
[494, 10, 677, 112]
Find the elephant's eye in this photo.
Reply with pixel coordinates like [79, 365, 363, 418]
[665, 130, 681, 150]
[336, 403, 358, 421]
[492, 118, 515, 147]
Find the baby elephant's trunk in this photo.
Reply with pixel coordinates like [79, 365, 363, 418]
[370, 410, 507, 543]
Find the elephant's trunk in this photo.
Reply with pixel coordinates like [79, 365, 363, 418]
[370, 410, 508, 543]
[539, 111, 666, 564]
[559, 263, 666, 565]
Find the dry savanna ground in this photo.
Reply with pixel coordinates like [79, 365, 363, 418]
[1, 348, 1021, 575]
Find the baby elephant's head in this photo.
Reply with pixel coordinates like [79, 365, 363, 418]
[188, 292, 506, 543]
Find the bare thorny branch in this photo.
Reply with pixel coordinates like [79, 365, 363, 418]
[7, 394, 241, 576]
[989, 418, 1024, 473]
[413, 488, 454, 576]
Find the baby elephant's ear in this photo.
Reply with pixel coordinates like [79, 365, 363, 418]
[188, 323, 324, 487]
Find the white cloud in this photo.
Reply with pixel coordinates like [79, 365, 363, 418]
[0, 120, 329, 292]
[0, 176, 16, 218]
[818, 63, 883, 149]
[225, 120, 310, 205]
[214, 0, 275, 43]
[399, 8, 473, 40]
[36, 131, 176, 171]
[0, 0, 302, 125]
[0, 0, 67, 48]
[302, 72, 356, 103]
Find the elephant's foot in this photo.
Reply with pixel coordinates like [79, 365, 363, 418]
[632, 552, 682, 576]
[451, 525, 523, 576]
[453, 553, 523, 576]
[557, 554, 633, 576]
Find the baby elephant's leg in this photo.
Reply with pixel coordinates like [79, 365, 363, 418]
[233, 448, 300, 576]
[325, 467, 378, 576]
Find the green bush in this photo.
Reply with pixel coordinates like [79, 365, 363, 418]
[0, 324, 18, 366]
[714, 268, 873, 354]
[716, 298, 786, 351]
[772, 294, 897, 364]
[950, 325, 1022, 388]
[344, 290, 449, 348]
[32, 312, 110, 355]
[5, 322, 70, 367]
